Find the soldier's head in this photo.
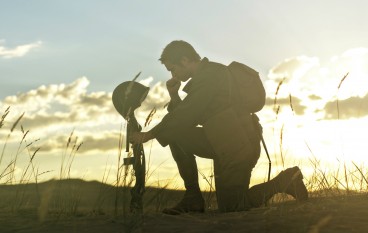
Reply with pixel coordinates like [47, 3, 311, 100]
[159, 40, 201, 82]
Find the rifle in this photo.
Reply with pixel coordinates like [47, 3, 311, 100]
[112, 80, 150, 213]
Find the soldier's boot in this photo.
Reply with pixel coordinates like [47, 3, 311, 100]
[274, 166, 308, 202]
[162, 191, 204, 215]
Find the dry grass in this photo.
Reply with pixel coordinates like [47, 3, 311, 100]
[1, 181, 368, 233]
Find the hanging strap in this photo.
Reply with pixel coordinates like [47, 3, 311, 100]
[251, 114, 272, 182]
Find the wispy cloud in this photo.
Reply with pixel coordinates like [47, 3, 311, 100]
[0, 40, 42, 59]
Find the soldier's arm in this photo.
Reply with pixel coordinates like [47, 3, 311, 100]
[151, 72, 223, 146]
[166, 77, 182, 112]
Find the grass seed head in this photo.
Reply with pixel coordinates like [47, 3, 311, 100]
[10, 112, 25, 132]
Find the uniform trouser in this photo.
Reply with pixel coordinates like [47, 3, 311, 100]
[168, 126, 278, 211]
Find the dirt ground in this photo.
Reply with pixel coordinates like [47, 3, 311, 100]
[1, 194, 368, 233]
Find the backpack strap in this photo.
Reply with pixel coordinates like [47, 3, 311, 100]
[251, 113, 271, 182]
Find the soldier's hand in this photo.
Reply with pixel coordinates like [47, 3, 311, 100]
[166, 77, 181, 98]
[129, 132, 154, 144]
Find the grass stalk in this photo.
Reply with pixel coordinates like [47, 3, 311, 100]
[0, 112, 24, 166]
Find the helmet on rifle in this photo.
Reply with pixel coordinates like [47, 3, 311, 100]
[112, 81, 150, 119]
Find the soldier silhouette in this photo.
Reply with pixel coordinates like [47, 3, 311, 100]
[129, 40, 308, 215]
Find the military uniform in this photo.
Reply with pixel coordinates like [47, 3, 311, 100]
[151, 58, 267, 211]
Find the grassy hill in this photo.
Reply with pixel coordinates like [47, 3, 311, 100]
[0, 178, 192, 215]
[1, 179, 368, 232]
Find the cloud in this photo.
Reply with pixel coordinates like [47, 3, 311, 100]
[139, 81, 170, 111]
[322, 93, 368, 119]
[265, 96, 306, 115]
[0, 77, 170, 154]
[0, 40, 42, 58]
[39, 133, 121, 154]
[3, 77, 95, 117]
[265, 48, 368, 120]
[268, 56, 319, 82]
[308, 94, 322, 101]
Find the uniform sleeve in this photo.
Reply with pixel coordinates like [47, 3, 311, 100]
[167, 98, 182, 112]
[151, 71, 224, 147]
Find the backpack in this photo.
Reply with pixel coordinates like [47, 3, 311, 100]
[227, 61, 266, 113]
[228, 62, 271, 181]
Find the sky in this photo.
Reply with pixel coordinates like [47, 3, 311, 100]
[1, 0, 368, 190]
